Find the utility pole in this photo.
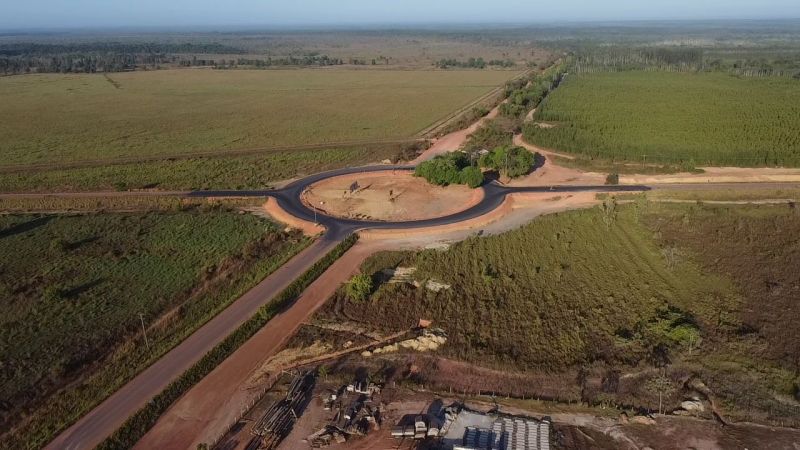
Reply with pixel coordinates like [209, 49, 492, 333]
[139, 313, 150, 351]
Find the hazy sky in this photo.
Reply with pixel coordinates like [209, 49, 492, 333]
[2, 0, 799, 30]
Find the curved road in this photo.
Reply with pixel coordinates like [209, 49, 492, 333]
[186, 164, 651, 239]
[47, 163, 795, 450]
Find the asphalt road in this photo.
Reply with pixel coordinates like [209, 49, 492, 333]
[185, 164, 652, 239]
[43, 164, 800, 450]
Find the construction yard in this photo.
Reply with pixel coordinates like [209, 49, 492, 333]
[205, 350, 800, 450]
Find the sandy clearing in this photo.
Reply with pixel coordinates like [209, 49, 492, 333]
[262, 196, 325, 236]
[514, 134, 576, 160]
[303, 170, 483, 222]
[525, 107, 537, 122]
[621, 166, 800, 185]
[358, 194, 514, 241]
[509, 135, 605, 186]
[360, 191, 603, 245]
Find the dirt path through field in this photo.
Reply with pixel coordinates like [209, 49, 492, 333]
[413, 101, 503, 163]
[622, 166, 800, 185]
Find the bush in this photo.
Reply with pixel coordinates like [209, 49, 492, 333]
[460, 166, 485, 188]
[463, 119, 514, 153]
[606, 173, 620, 185]
[346, 274, 373, 302]
[479, 145, 535, 178]
[414, 152, 484, 188]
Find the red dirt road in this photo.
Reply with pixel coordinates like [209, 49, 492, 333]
[412, 101, 502, 163]
[134, 241, 389, 449]
[45, 239, 336, 450]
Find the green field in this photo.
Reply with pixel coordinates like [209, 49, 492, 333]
[320, 202, 800, 426]
[0, 142, 420, 193]
[0, 211, 308, 448]
[0, 69, 515, 166]
[525, 71, 800, 166]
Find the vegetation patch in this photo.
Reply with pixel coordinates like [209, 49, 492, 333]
[318, 203, 800, 426]
[462, 118, 515, 153]
[500, 63, 566, 117]
[414, 152, 484, 188]
[525, 71, 800, 166]
[0, 69, 514, 166]
[0, 143, 423, 193]
[0, 211, 309, 449]
[479, 145, 537, 178]
[0, 196, 265, 213]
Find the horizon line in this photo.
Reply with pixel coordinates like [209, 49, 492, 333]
[2, 17, 800, 34]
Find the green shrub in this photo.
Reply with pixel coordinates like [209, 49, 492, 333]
[479, 145, 535, 178]
[606, 173, 620, 185]
[460, 166, 485, 188]
[414, 152, 484, 188]
[346, 274, 373, 302]
[463, 119, 514, 152]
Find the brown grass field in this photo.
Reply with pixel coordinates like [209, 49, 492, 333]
[0, 69, 518, 166]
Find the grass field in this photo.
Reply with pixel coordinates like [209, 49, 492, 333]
[0, 142, 420, 192]
[0, 211, 308, 448]
[525, 71, 800, 166]
[0, 69, 516, 166]
[320, 202, 800, 426]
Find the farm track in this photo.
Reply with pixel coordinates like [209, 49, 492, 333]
[417, 69, 531, 137]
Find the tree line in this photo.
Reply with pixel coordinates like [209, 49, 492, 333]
[1, 52, 349, 75]
[435, 57, 516, 69]
[0, 41, 354, 75]
[500, 62, 568, 118]
[572, 46, 800, 78]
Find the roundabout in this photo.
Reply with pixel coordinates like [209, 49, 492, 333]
[188, 163, 653, 241]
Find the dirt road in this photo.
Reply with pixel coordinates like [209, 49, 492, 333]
[412, 100, 503, 163]
[135, 240, 390, 449]
[45, 238, 339, 450]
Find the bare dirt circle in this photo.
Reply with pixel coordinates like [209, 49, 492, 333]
[302, 170, 484, 222]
